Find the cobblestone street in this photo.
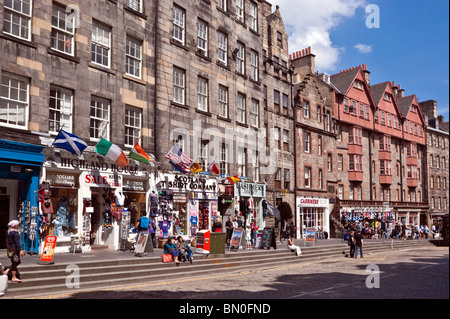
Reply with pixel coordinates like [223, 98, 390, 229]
[40, 246, 448, 300]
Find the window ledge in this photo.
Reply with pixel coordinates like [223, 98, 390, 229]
[171, 101, 189, 110]
[171, 39, 189, 51]
[124, 6, 148, 20]
[47, 48, 80, 63]
[123, 73, 146, 85]
[195, 109, 212, 117]
[217, 116, 231, 123]
[0, 32, 37, 49]
[88, 62, 116, 75]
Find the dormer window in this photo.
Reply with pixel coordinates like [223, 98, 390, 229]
[383, 93, 391, 102]
[353, 80, 363, 90]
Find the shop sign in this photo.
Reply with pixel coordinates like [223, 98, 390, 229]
[298, 197, 329, 207]
[158, 175, 217, 192]
[82, 172, 122, 188]
[57, 157, 139, 174]
[235, 182, 265, 197]
[191, 192, 218, 200]
[173, 193, 187, 203]
[123, 179, 145, 192]
[46, 172, 79, 188]
[40, 236, 57, 263]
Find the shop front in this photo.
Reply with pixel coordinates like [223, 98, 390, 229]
[156, 173, 218, 238]
[42, 150, 153, 252]
[233, 182, 266, 230]
[0, 140, 44, 253]
[296, 197, 330, 239]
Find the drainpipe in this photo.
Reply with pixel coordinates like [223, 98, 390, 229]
[153, 0, 159, 163]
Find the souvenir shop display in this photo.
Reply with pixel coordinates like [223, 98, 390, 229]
[158, 216, 172, 238]
[198, 202, 209, 231]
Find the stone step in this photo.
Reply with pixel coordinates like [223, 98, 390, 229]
[3, 240, 433, 298]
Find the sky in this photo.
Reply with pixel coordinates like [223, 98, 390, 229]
[270, 0, 449, 120]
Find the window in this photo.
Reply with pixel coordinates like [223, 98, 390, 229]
[219, 142, 229, 174]
[282, 94, 289, 116]
[387, 114, 392, 127]
[249, 1, 258, 31]
[344, 98, 350, 113]
[304, 167, 311, 188]
[0, 72, 29, 129]
[218, 32, 228, 65]
[338, 154, 343, 170]
[198, 139, 209, 171]
[125, 36, 142, 78]
[275, 167, 281, 186]
[351, 101, 357, 115]
[282, 129, 289, 151]
[197, 76, 208, 112]
[51, 3, 75, 55]
[393, 116, 398, 129]
[353, 80, 363, 90]
[318, 136, 322, 155]
[218, 0, 227, 12]
[250, 50, 259, 82]
[91, 21, 111, 68]
[236, 42, 245, 74]
[124, 106, 142, 146]
[380, 135, 391, 151]
[173, 67, 185, 105]
[304, 132, 311, 153]
[274, 127, 280, 149]
[49, 86, 73, 134]
[126, 0, 143, 13]
[318, 169, 323, 189]
[237, 93, 246, 124]
[236, 0, 244, 22]
[253, 151, 260, 182]
[277, 31, 283, 47]
[337, 125, 342, 141]
[328, 153, 333, 171]
[237, 147, 246, 176]
[197, 20, 208, 57]
[173, 5, 185, 45]
[90, 96, 110, 141]
[349, 155, 362, 171]
[3, 0, 32, 40]
[284, 168, 290, 189]
[250, 99, 259, 127]
[218, 85, 228, 118]
[380, 111, 385, 125]
[349, 127, 362, 145]
[274, 90, 280, 112]
[380, 160, 391, 175]
[365, 106, 370, 120]
[303, 101, 310, 118]
[383, 93, 391, 102]
[338, 185, 343, 200]
[359, 103, 364, 118]
[317, 106, 322, 122]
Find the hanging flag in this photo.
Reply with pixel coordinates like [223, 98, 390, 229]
[52, 129, 88, 157]
[190, 162, 203, 174]
[226, 175, 241, 185]
[207, 158, 220, 175]
[169, 161, 188, 174]
[95, 138, 129, 169]
[129, 138, 152, 164]
[165, 144, 193, 173]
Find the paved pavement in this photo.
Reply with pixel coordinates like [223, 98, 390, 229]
[10, 240, 447, 302]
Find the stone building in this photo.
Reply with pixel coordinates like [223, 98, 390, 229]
[0, 0, 157, 251]
[153, 1, 295, 231]
[419, 100, 449, 230]
[290, 48, 338, 238]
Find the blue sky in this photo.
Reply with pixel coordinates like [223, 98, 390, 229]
[272, 0, 449, 120]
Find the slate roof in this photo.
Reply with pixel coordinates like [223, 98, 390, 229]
[329, 68, 359, 95]
[397, 95, 415, 118]
[369, 82, 389, 107]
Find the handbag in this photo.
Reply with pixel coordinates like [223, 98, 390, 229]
[5, 237, 15, 259]
[162, 254, 173, 263]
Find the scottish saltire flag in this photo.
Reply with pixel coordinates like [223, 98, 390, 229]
[165, 144, 193, 173]
[52, 129, 88, 156]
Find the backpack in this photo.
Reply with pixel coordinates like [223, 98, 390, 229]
[139, 216, 149, 229]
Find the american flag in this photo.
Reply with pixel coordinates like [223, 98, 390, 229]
[165, 144, 193, 172]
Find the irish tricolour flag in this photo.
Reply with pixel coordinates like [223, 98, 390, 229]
[95, 138, 129, 169]
[129, 138, 152, 164]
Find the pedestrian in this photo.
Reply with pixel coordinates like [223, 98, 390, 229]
[225, 216, 233, 246]
[163, 237, 180, 266]
[348, 230, 356, 258]
[424, 225, 429, 239]
[250, 219, 258, 248]
[3, 220, 24, 283]
[212, 216, 223, 233]
[232, 217, 239, 229]
[149, 218, 157, 248]
[354, 230, 364, 258]
[176, 236, 193, 264]
[287, 236, 302, 256]
[136, 212, 150, 233]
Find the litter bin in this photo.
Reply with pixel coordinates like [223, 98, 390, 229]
[210, 232, 226, 254]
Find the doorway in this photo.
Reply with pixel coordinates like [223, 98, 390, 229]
[0, 195, 9, 249]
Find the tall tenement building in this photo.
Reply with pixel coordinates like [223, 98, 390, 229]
[419, 100, 449, 230]
[0, 0, 295, 253]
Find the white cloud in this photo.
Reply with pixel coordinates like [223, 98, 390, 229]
[354, 43, 373, 53]
[269, 0, 367, 72]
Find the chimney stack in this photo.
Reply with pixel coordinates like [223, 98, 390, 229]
[290, 47, 315, 77]
[362, 64, 370, 85]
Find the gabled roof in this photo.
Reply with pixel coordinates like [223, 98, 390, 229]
[369, 82, 389, 107]
[330, 68, 359, 95]
[397, 95, 416, 118]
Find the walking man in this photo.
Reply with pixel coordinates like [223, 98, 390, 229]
[354, 230, 364, 258]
